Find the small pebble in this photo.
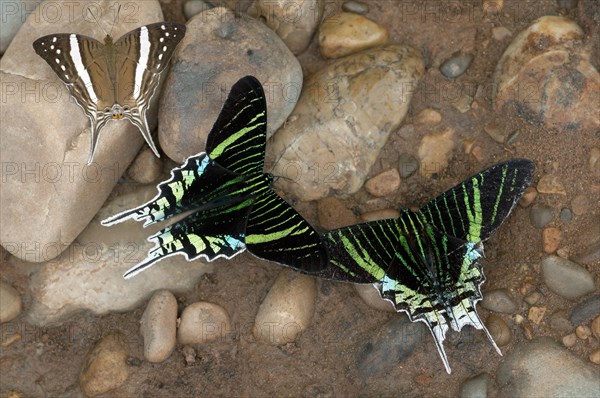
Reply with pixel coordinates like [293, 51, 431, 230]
[589, 348, 600, 364]
[453, 93, 473, 113]
[589, 147, 600, 175]
[459, 373, 489, 398]
[360, 208, 400, 222]
[550, 311, 573, 333]
[79, 333, 129, 397]
[573, 241, 600, 265]
[557, 0, 578, 10]
[529, 204, 554, 228]
[542, 256, 595, 300]
[365, 168, 400, 197]
[183, 0, 212, 19]
[253, 270, 317, 345]
[518, 187, 538, 208]
[559, 208, 573, 222]
[537, 175, 567, 195]
[356, 316, 425, 376]
[182, 345, 196, 365]
[486, 314, 512, 346]
[575, 325, 592, 340]
[398, 153, 419, 178]
[440, 52, 474, 79]
[571, 195, 591, 215]
[481, 288, 518, 313]
[317, 197, 359, 230]
[0, 281, 22, 323]
[492, 26, 512, 41]
[127, 147, 163, 184]
[318, 12, 388, 59]
[1, 333, 21, 348]
[418, 128, 455, 178]
[524, 291, 542, 305]
[471, 145, 485, 162]
[484, 121, 508, 143]
[570, 296, 600, 324]
[140, 290, 177, 363]
[514, 314, 525, 324]
[562, 333, 577, 347]
[542, 227, 561, 253]
[528, 306, 546, 325]
[178, 301, 232, 345]
[342, 0, 369, 14]
[354, 284, 396, 313]
[414, 373, 432, 386]
[414, 108, 442, 126]
[592, 316, 600, 338]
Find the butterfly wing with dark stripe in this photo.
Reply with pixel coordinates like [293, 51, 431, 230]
[101, 152, 247, 227]
[321, 160, 535, 372]
[205, 76, 329, 272]
[113, 22, 186, 157]
[123, 196, 254, 278]
[418, 159, 535, 242]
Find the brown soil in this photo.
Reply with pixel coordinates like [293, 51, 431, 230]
[1, 0, 599, 397]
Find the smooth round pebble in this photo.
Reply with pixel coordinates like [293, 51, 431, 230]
[178, 302, 231, 345]
[524, 291, 541, 305]
[481, 289, 518, 314]
[127, 147, 163, 184]
[356, 316, 425, 376]
[570, 296, 600, 324]
[253, 270, 317, 345]
[79, 333, 129, 397]
[549, 311, 573, 333]
[342, 0, 369, 14]
[360, 208, 400, 222]
[354, 284, 396, 313]
[365, 169, 400, 197]
[0, 281, 22, 323]
[575, 325, 592, 340]
[559, 208, 573, 222]
[529, 204, 554, 228]
[590, 349, 600, 365]
[398, 153, 419, 178]
[183, 0, 211, 19]
[518, 187, 537, 208]
[459, 373, 489, 398]
[592, 316, 600, 339]
[492, 26, 512, 41]
[573, 241, 600, 265]
[562, 333, 577, 347]
[318, 12, 388, 59]
[414, 108, 442, 126]
[440, 52, 474, 79]
[571, 195, 591, 215]
[418, 128, 455, 178]
[140, 290, 177, 363]
[542, 256, 595, 300]
[496, 338, 599, 397]
[542, 227, 561, 253]
[486, 314, 512, 346]
[317, 197, 359, 230]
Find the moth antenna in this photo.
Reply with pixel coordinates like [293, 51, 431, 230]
[86, 7, 109, 37]
[107, 3, 122, 37]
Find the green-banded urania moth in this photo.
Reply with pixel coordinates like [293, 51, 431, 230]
[315, 159, 535, 373]
[102, 76, 329, 278]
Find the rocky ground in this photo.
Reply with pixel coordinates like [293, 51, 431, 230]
[1, 0, 599, 397]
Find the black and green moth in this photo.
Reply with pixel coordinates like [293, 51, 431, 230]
[314, 159, 534, 373]
[102, 76, 329, 278]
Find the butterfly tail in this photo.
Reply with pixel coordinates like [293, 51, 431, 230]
[123, 196, 254, 278]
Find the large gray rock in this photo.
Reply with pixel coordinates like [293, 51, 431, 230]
[19, 185, 214, 326]
[270, 44, 424, 201]
[0, 0, 42, 53]
[542, 256, 595, 300]
[249, 0, 324, 55]
[496, 338, 600, 398]
[0, 0, 166, 261]
[158, 7, 302, 162]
